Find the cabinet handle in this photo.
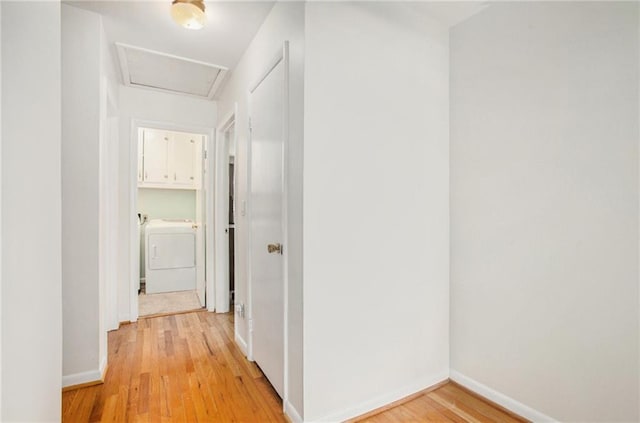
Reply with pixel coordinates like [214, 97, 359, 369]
[174, 173, 177, 180]
[190, 176, 194, 180]
[164, 175, 168, 179]
[144, 171, 148, 179]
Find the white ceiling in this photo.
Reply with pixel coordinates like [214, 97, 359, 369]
[66, 1, 486, 70]
[66, 0, 275, 69]
[418, 1, 489, 27]
[65, 1, 486, 100]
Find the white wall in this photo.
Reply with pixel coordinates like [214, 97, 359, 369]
[0, 3, 3, 416]
[101, 0, 121, 335]
[117, 86, 216, 322]
[138, 189, 196, 221]
[62, 4, 109, 386]
[450, 3, 639, 421]
[216, 2, 305, 417]
[303, 3, 450, 421]
[105, 133, 119, 337]
[1, 2, 62, 420]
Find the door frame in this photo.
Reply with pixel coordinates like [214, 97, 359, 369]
[214, 105, 237, 313]
[246, 41, 290, 404]
[128, 118, 215, 321]
[105, 115, 119, 332]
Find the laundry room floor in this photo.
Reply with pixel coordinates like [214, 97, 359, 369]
[138, 290, 202, 317]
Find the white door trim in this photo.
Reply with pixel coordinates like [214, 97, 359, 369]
[213, 106, 237, 313]
[247, 40, 290, 407]
[128, 118, 215, 322]
[105, 116, 119, 332]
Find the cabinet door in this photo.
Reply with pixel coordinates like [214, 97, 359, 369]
[143, 129, 169, 184]
[137, 135, 143, 182]
[171, 132, 197, 187]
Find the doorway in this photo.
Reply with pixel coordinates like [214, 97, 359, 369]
[228, 158, 236, 309]
[214, 110, 237, 313]
[130, 122, 214, 320]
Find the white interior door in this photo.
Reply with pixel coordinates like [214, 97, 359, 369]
[195, 135, 206, 307]
[249, 51, 286, 398]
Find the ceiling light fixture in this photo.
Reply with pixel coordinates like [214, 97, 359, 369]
[171, 0, 206, 30]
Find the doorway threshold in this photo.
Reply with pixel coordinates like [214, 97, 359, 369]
[138, 290, 203, 317]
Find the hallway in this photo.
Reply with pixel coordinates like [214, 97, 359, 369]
[62, 309, 527, 422]
[62, 312, 285, 422]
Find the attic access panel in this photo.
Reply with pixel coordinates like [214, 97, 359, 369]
[116, 43, 228, 100]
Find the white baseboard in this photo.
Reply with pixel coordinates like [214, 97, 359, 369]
[235, 332, 248, 357]
[62, 369, 102, 388]
[63, 368, 100, 389]
[100, 355, 108, 378]
[62, 356, 108, 389]
[450, 370, 556, 422]
[284, 400, 303, 423]
[310, 370, 449, 423]
[107, 320, 119, 332]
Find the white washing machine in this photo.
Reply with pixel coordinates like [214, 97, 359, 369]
[145, 219, 196, 294]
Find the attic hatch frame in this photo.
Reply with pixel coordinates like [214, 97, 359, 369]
[116, 42, 228, 100]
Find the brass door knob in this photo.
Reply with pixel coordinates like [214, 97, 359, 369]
[267, 243, 282, 254]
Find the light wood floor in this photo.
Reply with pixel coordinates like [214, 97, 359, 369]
[63, 310, 526, 422]
[62, 311, 286, 422]
[354, 382, 528, 423]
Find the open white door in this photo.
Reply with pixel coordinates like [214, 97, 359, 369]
[195, 135, 206, 307]
[248, 45, 287, 398]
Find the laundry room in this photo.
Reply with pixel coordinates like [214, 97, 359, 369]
[136, 125, 207, 317]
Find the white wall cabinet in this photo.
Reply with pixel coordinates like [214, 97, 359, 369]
[171, 132, 198, 187]
[137, 136, 144, 183]
[138, 128, 201, 189]
[142, 129, 170, 184]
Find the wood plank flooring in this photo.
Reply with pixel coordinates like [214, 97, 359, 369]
[354, 382, 528, 423]
[63, 310, 527, 422]
[62, 311, 286, 422]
